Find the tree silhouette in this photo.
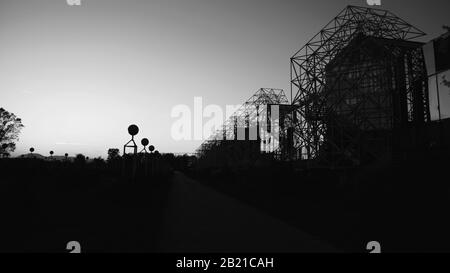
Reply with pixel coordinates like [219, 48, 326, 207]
[107, 148, 120, 162]
[0, 107, 24, 154]
[74, 154, 86, 165]
[1, 143, 8, 157]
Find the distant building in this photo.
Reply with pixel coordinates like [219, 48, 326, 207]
[423, 29, 450, 121]
[423, 29, 450, 148]
[196, 88, 293, 167]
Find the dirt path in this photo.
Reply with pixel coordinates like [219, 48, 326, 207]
[156, 172, 337, 253]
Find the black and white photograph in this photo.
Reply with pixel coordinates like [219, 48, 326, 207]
[0, 0, 450, 263]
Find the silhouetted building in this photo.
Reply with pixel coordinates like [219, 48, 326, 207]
[196, 88, 292, 167]
[323, 34, 428, 165]
[291, 6, 430, 167]
[424, 29, 450, 148]
[424, 29, 450, 121]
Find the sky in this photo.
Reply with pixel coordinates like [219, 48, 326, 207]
[0, 0, 449, 158]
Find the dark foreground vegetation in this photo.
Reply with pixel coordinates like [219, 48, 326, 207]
[0, 155, 174, 253]
[191, 146, 450, 252]
[2, 147, 450, 252]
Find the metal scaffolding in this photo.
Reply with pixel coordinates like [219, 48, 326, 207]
[290, 5, 430, 167]
[195, 88, 290, 165]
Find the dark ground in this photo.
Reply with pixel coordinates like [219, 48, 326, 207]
[0, 158, 170, 252]
[0, 158, 334, 253]
[1, 152, 450, 253]
[191, 151, 450, 252]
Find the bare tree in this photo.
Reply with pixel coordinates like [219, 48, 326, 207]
[107, 148, 120, 162]
[0, 108, 24, 154]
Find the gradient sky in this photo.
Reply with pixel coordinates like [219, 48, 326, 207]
[1, 0, 449, 158]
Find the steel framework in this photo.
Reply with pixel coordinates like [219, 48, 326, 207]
[290, 5, 430, 166]
[196, 88, 290, 163]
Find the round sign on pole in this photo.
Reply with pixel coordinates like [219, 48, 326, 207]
[30, 147, 35, 153]
[149, 145, 155, 152]
[141, 138, 149, 146]
[128, 125, 139, 136]
[50, 151, 54, 156]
